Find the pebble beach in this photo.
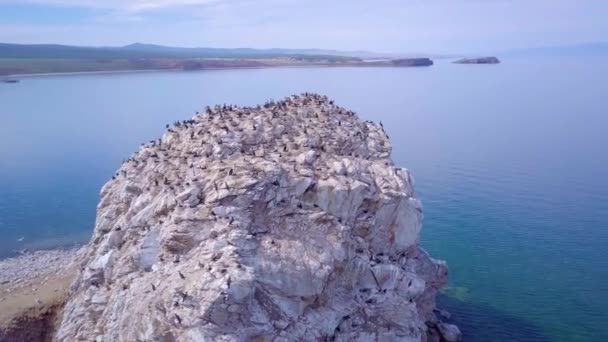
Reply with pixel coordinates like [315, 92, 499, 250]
[0, 247, 83, 337]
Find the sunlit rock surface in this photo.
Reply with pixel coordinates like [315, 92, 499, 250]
[55, 94, 452, 341]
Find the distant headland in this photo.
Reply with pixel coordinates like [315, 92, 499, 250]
[0, 42, 437, 77]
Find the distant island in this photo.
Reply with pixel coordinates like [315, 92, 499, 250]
[453, 57, 500, 64]
[0, 43, 436, 77]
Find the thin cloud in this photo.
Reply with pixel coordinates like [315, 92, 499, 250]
[0, 0, 223, 11]
[0, 0, 607, 53]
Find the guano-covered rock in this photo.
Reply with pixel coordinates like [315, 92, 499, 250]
[55, 93, 453, 341]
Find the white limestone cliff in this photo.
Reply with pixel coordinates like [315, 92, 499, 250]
[55, 94, 456, 341]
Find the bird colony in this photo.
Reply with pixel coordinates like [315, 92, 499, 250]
[55, 93, 457, 341]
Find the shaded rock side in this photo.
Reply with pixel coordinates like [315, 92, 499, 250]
[55, 93, 449, 341]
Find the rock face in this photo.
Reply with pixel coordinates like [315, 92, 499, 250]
[453, 56, 500, 64]
[55, 94, 451, 341]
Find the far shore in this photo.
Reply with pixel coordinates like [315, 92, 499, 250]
[2, 58, 436, 79]
[3, 64, 410, 79]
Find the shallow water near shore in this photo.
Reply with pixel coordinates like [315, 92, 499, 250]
[1, 57, 607, 341]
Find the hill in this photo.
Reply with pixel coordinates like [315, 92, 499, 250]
[0, 42, 366, 60]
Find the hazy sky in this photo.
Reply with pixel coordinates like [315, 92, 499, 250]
[0, 0, 606, 53]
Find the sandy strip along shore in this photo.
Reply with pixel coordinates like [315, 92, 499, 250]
[0, 248, 83, 341]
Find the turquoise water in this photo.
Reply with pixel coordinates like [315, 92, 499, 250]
[1, 58, 607, 341]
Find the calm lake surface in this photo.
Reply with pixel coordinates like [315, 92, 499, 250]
[1, 58, 607, 341]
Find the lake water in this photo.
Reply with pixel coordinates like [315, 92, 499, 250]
[1, 58, 607, 341]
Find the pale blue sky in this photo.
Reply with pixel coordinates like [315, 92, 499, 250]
[0, 0, 606, 53]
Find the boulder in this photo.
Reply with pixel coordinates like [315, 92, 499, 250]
[437, 322, 462, 342]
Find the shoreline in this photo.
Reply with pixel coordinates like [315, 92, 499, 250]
[0, 247, 82, 338]
[4, 61, 434, 79]
[0, 246, 82, 293]
[12, 68, 169, 78]
[1, 233, 90, 261]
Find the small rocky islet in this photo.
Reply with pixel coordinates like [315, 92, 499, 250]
[2, 94, 460, 341]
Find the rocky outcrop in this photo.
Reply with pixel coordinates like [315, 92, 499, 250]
[55, 94, 454, 341]
[453, 57, 500, 64]
[436, 323, 462, 342]
[391, 58, 434, 67]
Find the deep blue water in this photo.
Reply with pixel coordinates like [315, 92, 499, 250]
[1, 58, 607, 341]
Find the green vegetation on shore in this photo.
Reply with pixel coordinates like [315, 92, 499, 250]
[0, 42, 361, 76]
[0, 42, 435, 76]
[0, 57, 364, 76]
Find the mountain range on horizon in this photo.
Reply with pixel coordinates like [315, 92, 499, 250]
[0, 41, 606, 62]
[0, 42, 396, 60]
[0, 42, 608, 68]
[0, 42, 462, 60]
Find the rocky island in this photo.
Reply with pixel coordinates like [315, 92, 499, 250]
[1, 94, 459, 341]
[453, 57, 500, 64]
